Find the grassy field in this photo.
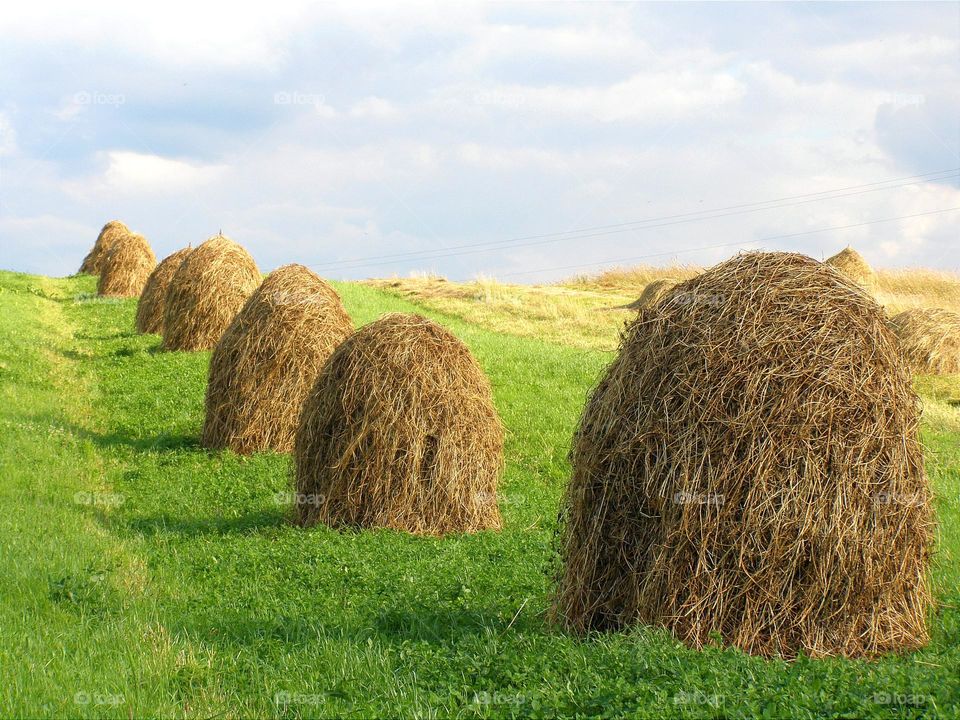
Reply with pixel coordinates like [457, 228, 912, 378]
[1, 268, 958, 719]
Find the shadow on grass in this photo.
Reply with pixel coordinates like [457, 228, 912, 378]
[126, 508, 287, 537]
[71, 329, 137, 341]
[59, 347, 153, 361]
[55, 418, 200, 453]
[164, 603, 518, 649]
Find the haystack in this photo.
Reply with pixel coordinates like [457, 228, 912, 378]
[889, 308, 960, 375]
[294, 313, 503, 535]
[79, 220, 130, 274]
[135, 247, 193, 334]
[161, 234, 261, 351]
[97, 232, 157, 298]
[552, 251, 932, 659]
[202, 264, 353, 454]
[825, 246, 874, 285]
[623, 278, 680, 310]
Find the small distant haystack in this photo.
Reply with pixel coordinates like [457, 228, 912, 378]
[623, 278, 680, 310]
[890, 308, 960, 375]
[161, 234, 261, 352]
[202, 264, 354, 454]
[825, 247, 874, 285]
[97, 233, 157, 298]
[552, 251, 932, 659]
[135, 247, 193, 334]
[79, 220, 130, 274]
[294, 313, 503, 535]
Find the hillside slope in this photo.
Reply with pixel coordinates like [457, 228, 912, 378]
[0, 270, 958, 718]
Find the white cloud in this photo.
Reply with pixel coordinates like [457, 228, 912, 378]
[349, 97, 400, 120]
[455, 143, 567, 171]
[522, 70, 746, 123]
[0, 0, 314, 68]
[84, 151, 226, 194]
[0, 112, 16, 155]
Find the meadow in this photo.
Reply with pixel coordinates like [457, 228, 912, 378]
[1, 268, 958, 719]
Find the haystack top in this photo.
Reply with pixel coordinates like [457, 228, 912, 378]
[161, 233, 261, 351]
[79, 219, 133, 275]
[97, 232, 157, 298]
[825, 246, 873, 284]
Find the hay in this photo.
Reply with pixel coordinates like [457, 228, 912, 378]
[552, 251, 932, 659]
[622, 278, 680, 310]
[202, 264, 354, 454]
[135, 247, 193, 334]
[79, 220, 130, 274]
[890, 308, 960, 375]
[825, 246, 874, 285]
[294, 312, 503, 535]
[96, 232, 157, 298]
[161, 234, 261, 351]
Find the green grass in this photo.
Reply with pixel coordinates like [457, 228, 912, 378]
[1, 270, 958, 719]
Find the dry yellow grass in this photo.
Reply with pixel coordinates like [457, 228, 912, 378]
[366, 275, 636, 350]
[561, 264, 704, 294]
[371, 262, 960, 353]
[874, 269, 960, 315]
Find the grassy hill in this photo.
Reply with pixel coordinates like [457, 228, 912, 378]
[0, 269, 958, 718]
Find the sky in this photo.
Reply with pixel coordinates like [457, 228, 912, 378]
[0, 1, 958, 282]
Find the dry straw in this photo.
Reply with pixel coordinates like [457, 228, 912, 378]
[162, 234, 261, 351]
[294, 312, 503, 535]
[79, 220, 130, 274]
[825, 246, 874, 285]
[97, 232, 157, 298]
[552, 251, 932, 659]
[136, 247, 193, 334]
[202, 264, 354, 454]
[889, 308, 960, 375]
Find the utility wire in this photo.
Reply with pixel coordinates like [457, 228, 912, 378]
[499, 206, 960, 278]
[309, 167, 959, 272]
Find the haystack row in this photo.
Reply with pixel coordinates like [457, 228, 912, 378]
[75, 224, 939, 660]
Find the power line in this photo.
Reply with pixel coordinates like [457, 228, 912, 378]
[309, 167, 960, 272]
[498, 206, 960, 278]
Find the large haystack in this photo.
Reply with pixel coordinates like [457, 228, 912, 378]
[623, 278, 680, 310]
[135, 247, 193, 334]
[552, 251, 932, 659]
[825, 246, 874, 285]
[79, 220, 130, 274]
[97, 232, 157, 298]
[161, 234, 261, 351]
[202, 264, 354, 454]
[294, 313, 503, 535]
[890, 308, 960, 375]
